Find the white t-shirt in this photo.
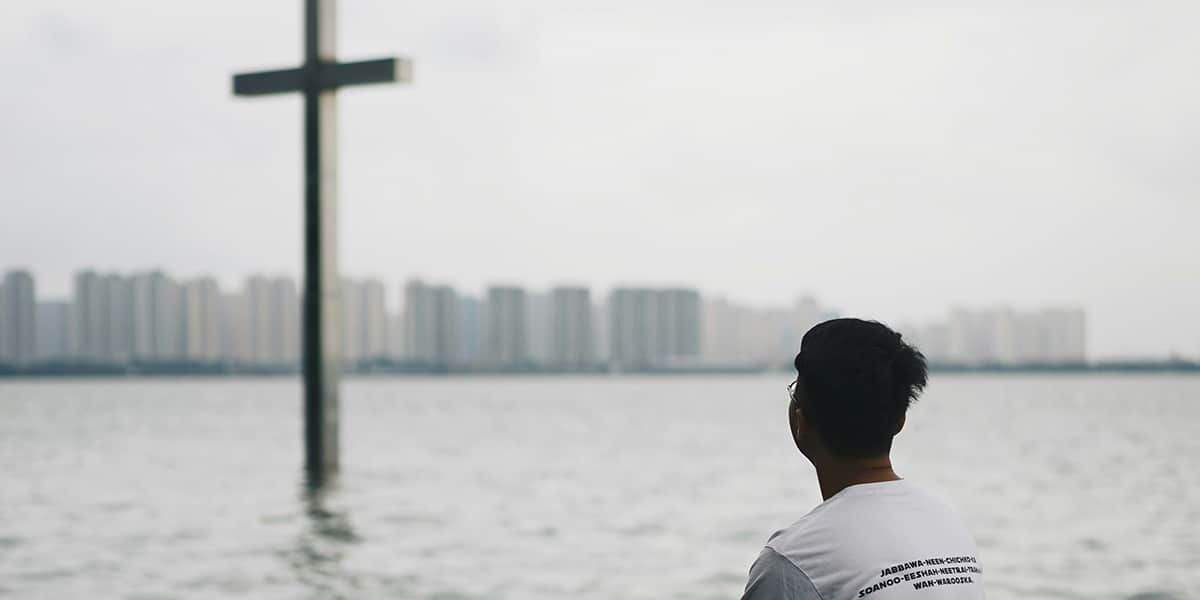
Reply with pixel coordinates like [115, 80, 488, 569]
[741, 479, 985, 599]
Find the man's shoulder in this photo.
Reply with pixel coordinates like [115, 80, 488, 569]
[764, 480, 980, 585]
[762, 497, 851, 564]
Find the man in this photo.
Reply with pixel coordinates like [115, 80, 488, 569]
[742, 318, 985, 599]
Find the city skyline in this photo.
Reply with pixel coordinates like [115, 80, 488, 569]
[1, 266, 1099, 370]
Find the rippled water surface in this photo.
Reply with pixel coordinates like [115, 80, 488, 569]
[2, 375, 1199, 599]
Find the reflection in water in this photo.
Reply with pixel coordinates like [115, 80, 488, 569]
[285, 474, 362, 599]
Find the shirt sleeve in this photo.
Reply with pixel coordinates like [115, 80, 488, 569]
[740, 546, 823, 600]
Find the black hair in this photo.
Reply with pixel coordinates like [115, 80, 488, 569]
[792, 318, 927, 459]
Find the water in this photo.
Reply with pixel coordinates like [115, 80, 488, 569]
[1, 375, 1198, 600]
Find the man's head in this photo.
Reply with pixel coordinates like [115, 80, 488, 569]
[788, 318, 927, 461]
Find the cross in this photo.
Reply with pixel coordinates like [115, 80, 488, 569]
[232, 0, 411, 481]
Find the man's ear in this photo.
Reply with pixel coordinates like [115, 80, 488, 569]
[790, 402, 811, 439]
[894, 413, 906, 435]
[794, 406, 809, 433]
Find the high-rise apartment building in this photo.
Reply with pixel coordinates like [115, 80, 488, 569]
[658, 288, 701, 358]
[793, 296, 823, 338]
[245, 276, 272, 364]
[548, 286, 595, 370]
[183, 278, 222, 363]
[459, 295, 481, 366]
[244, 276, 299, 366]
[273, 277, 300, 366]
[484, 286, 528, 368]
[403, 280, 460, 367]
[700, 296, 735, 364]
[386, 311, 405, 362]
[341, 278, 363, 365]
[526, 292, 550, 367]
[72, 271, 134, 364]
[102, 273, 135, 363]
[609, 287, 700, 370]
[360, 279, 387, 361]
[35, 300, 71, 361]
[131, 271, 184, 361]
[342, 278, 388, 365]
[71, 270, 104, 362]
[0, 270, 37, 366]
[220, 291, 253, 365]
[609, 288, 657, 369]
[593, 301, 609, 365]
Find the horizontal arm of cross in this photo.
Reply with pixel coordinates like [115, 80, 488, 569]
[233, 57, 411, 96]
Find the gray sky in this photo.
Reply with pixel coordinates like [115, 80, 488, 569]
[2, 1, 1198, 359]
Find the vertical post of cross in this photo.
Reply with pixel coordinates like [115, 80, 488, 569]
[302, 0, 340, 480]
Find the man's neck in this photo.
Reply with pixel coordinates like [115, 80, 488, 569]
[814, 457, 901, 500]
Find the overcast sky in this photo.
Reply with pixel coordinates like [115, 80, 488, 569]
[2, 1, 1198, 358]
